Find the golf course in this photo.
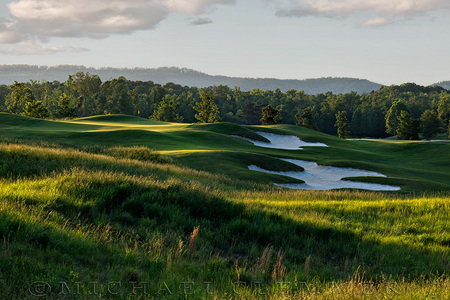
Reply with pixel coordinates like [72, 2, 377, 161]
[1, 112, 449, 299]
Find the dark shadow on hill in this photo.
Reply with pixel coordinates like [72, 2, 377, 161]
[174, 150, 305, 185]
[1, 169, 447, 282]
[73, 114, 167, 125]
[1, 128, 262, 152]
[187, 122, 270, 142]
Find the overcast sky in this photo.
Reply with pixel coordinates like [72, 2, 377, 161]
[0, 0, 449, 85]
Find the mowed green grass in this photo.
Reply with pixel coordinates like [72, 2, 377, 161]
[0, 113, 449, 298]
[2, 112, 450, 191]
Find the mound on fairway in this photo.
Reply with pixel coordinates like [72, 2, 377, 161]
[1, 113, 450, 191]
[73, 114, 169, 125]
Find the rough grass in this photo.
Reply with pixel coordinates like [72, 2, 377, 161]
[1, 113, 449, 299]
[0, 141, 449, 299]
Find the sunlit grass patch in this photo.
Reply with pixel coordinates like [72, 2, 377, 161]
[0, 115, 449, 299]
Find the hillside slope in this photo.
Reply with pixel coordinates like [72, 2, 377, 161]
[1, 113, 449, 192]
[0, 113, 449, 299]
[435, 80, 450, 90]
[0, 65, 382, 94]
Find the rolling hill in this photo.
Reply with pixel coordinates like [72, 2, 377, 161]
[1, 113, 449, 299]
[435, 80, 450, 90]
[0, 64, 382, 94]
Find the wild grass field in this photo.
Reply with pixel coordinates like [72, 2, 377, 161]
[0, 112, 449, 299]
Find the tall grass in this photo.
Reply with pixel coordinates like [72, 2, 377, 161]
[0, 141, 449, 299]
[189, 226, 200, 259]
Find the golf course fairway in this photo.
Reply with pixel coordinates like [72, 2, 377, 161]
[0, 113, 449, 299]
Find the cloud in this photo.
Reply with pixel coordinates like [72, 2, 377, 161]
[162, 0, 235, 14]
[361, 17, 391, 27]
[0, 18, 24, 44]
[187, 17, 213, 26]
[0, 40, 88, 55]
[274, 0, 450, 25]
[5, 0, 169, 40]
[0, 0, 235, 54]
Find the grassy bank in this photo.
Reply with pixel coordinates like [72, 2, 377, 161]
[2, 113, 450, 191]
[0, 113, 449, 299]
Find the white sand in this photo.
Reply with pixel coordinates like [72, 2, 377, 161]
[235, 131, 328, 150]
[233, 131, 399, 190]
[249, 159, 400, 191]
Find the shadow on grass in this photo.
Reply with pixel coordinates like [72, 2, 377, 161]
[0, 142, 447, 293]
[1, 168, 447, 282]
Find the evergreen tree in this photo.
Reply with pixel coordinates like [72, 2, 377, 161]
[193, 91, 220, 123]
[241, 100, 260, 124]
[150, 95, 183, 122]
[261, 105, 281, 125]
[335, 111, 350, 138]
[350, 107, 363, 137]
[295, 108, 318, 130]
[397, 111, 420, 140]
[420, 110, 440, 140]
[386, 100, 409, 135]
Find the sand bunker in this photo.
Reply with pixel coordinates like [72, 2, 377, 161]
[249, 159, 400, 191]
[234, 131, 399, 190]
[236, 131, 328, 150]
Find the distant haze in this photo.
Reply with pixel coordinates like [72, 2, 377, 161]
[0, 65, 385, 94]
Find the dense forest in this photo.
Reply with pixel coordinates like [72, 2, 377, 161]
[1, 72, 450, 139]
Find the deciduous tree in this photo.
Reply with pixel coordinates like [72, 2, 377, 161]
[437, 94, 450, 134]
[397, 111, 420, 140]
[150, 95, 183, 122]
[447, 120, 450, 139]
[22, 89, 50, 119]
[350, 107, 364, 137]
[56, 93, 77, 118]
[295, 108, 317, 130]
[261, 105, 280, 125]
[7, 81, 26, 114]
[386, 100, 409, 135]
[420, 110, 440, 140]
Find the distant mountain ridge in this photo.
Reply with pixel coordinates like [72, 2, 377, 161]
[0, 64, 428, 94]
[435, 81, 450, 90]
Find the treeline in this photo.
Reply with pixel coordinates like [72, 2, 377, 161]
[0, 65, 382, 94]
[1, 72, 450, 139]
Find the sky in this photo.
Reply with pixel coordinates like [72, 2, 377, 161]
[0, 0, 449, 85]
